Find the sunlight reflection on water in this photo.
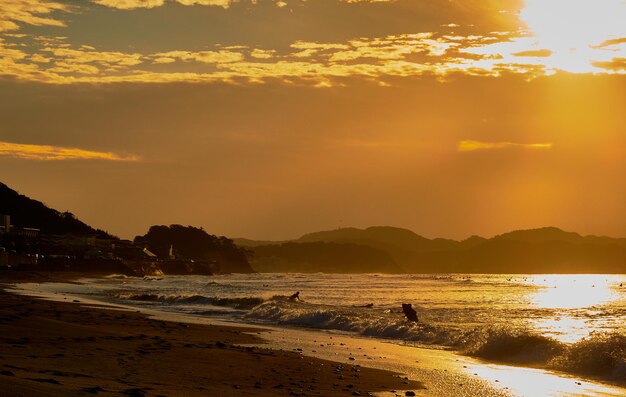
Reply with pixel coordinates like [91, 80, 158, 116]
[528, 275, 623, 343]
[465, 362, 623, 397]
[530, 275, 619, 310]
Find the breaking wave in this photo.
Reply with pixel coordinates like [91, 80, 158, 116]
[461, 326, 565, 363]
[246, 299, 465, 346]
[105, 274, 129, 279]
[466, 328, 626, 380]
[245, 299, 626, 381]
[548, 332, 626, 380]
[116, 293, 265, 310]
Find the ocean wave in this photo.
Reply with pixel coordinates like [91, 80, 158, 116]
[245, 300, 463, 346]
[461, 326, 565, 364]
[245, 299, 626, 381]
[465, 328, 626, 380]
[116, 293, 265, 310]
[105, 274, 130, 279]
[549, 332, 626, 380]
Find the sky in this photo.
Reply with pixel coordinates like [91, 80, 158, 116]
[0, 0, 624, 240]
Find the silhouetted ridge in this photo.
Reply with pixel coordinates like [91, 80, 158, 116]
[134, 225, 253, 273]
[241, 226, 626, 274]
[300, 226, 430, 249]
[0, 182, 114, 238]
[493, 227, 583, 243]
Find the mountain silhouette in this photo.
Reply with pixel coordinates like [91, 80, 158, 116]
[0, 182, 114, 238]
[3, 181, 623, 274]
[134, 225, 254, 273]
[1, 182, 254, 274]
[238, 226, 626, 274]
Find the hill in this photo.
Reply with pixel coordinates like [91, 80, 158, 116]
[408, 238, 626, 273]
[134, 225, 254, 273]
[239, 226, 626, 274]
[0, 182, 114, 238]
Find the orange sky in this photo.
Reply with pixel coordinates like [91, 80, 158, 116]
[0, 0, 624, 240]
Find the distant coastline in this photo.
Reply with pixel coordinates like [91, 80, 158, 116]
[237, 226, 626, 274]
[2, 181, 625, 275]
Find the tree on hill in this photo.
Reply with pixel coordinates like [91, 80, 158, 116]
[133, 225, 253, 273]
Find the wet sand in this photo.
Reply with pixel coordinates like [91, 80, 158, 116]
[0, 271, 423, 397]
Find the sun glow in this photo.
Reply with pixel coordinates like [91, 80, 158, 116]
[520, 0, 626, 72]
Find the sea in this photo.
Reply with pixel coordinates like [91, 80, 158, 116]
[20, 273, 626, 385]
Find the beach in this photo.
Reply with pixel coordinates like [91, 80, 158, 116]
[0, 271, 423, 397]
[3, 271, 626, 397]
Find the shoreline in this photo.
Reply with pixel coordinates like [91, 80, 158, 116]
[0, 271, 424, 397]
[3, 271, 626, 397]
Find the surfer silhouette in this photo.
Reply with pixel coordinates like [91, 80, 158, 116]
[289, 291, 302, 301]
[402, 303, 419, 322]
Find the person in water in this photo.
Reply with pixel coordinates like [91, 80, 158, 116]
[289, 291, 301, 301]
[402, 303, 419, 322]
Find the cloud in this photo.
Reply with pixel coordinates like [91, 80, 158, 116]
[91, 0, 165, 10]
[91, 0, 232, 9]
[43, 49, 142, 66]
[150, 50, 244, 64]
[42, 47, 144, 71]
[594, 37, 626, 49]
[0, 3, 623, 87]
[327, 33, 446, 62]
[0, 33, 576, 85]
[291, 41, 351, 51]
[592, 57, 626, 71]
[172, 0, 233, 7]
[512, 49, 552, 57]
[250, 48, 275, 59]
[458, 140, 553, 152]
[343, 0, 394, 3]
[0, 38, 45, 81]
[0, 141, 139, 161]
[0, 0, 72, 32]
[0, 0, 242, 28]
[90, 0, 394, 9]
[1, 0, 624, 83]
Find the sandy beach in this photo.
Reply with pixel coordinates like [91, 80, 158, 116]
[0, 271, 423, 397]
[4, 271, 626, 397]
